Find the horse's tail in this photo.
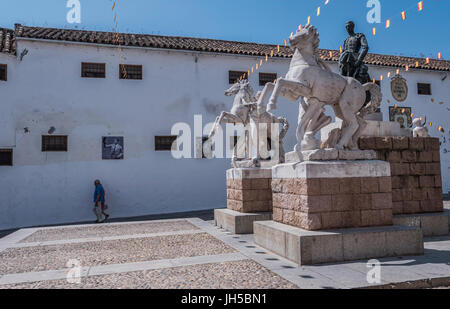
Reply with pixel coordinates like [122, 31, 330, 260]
[359, 82, 382, 118]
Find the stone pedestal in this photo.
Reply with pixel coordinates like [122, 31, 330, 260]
[215, 209, 272, 234]
[254, 159, 425, 264]
[321, 120, 411, 143]
[214, 168, 273, 234]
[393, 208, 450, 237]
[271, 160, 393, 230]
[254, 221, 424, 265]
[359, 137, 444, 215]
[226, 168, 273, 213]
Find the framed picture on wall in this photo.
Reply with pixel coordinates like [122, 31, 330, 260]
[389, 106, 412, 129]
[102, 136, 124, 160]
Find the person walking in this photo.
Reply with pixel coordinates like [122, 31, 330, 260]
[93, 180, 109, 223]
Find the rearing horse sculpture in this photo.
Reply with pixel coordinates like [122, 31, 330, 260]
[207, 80, 255, 165]
[207, 80, 289, 166]
[257, 24, 382, 153]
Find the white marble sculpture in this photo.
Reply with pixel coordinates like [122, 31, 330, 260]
[412, 118, 429, 138]
[207, 80, 289, 167]
[257, 24, 382, 155]
[251, 91, 290, 164]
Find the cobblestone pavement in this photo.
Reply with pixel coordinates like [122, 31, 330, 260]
[1, 260, 297, 289]
[0, 233, 234, 275]
[20, 220, 199, 243]
[1, 215, 450, 289]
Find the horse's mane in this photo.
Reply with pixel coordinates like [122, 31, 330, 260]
[303, 25, 330, 71]
[303, 24, 320, 56]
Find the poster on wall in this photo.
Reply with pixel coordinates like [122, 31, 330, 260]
[389, 106, 412, 129]
[102, 137, 124, 160]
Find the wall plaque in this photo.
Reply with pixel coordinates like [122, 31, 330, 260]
[391, 74, 408, 102]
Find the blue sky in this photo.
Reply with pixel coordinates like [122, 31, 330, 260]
[0, 0, 449, 59]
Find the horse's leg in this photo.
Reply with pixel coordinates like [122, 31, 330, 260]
[219, 112, 250, 161]
[257, 82, 275, 112]
[336, 99, 359, 150]
[268, 78, 311, 111]
[208, 116, 221, 140]
[349, 116, 366, 150]
[309, 112, 332, 133]
[295, 99, 321, 154]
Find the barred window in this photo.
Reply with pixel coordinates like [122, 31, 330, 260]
[155, 136, 177, 151]
[120, 64, 143, 80]
[81, 62, 106, 78]
[0, 64, 7, 81]
[417, 83, 431, 95]
[42, 135, 68, 152]
[0, 149, 13, 166]
[229, 71, 247, 84]
[259, 73, 277, 86]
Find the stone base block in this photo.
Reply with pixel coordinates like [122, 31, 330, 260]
[286, 149, 377, 163]
[359, 136, 444, 216]
[227, 168, 273, 213]
[272, 160, 393, 230]
[254, 221, 424, 265]
[321, 120, 411, 142]
[214, 209, 272, 234]
[393, 209, 450, 237]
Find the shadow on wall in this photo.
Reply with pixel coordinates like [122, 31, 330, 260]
[203, 99, 226, 116]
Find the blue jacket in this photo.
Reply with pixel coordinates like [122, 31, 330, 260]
[94, 184, 105, 203]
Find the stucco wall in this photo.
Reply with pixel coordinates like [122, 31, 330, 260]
[0, 39, 448, 230]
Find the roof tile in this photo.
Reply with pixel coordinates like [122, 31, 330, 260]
[1, 24, 448, 72]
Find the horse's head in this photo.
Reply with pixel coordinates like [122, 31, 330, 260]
[289, 24, 320, 53]
[225, 81, 242, 96]
[225, 79, 255, 102]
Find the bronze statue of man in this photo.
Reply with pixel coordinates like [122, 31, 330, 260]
[339, 21, 370, 84]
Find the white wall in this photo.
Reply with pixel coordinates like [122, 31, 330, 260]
[0, 39, 448, 230]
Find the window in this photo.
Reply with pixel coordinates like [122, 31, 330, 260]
[81, 62, 106, 78]
[0, 64, 7, 81]
[120, 64, 143, 80]
[229, 71, 247, 84]
[0, 149, 13, 166]
[259, 73, 277, 86]
[417, 83, 431, 95]
[155, 136, 177, 151]
[42, 135, 68, 152]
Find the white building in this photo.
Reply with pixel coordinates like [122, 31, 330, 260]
[0, 24, 449, 230]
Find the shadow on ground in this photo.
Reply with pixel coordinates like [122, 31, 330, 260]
[0, 209, 217, 239]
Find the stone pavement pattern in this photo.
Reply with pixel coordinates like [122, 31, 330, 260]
[19, 221, 199, 243]
[1, 215, 450, 289]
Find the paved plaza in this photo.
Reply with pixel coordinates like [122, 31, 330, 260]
[0, 202, 450, 289]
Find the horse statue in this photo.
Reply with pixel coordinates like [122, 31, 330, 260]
[250, 91, 289, 164]
[257, 24, 382, 154]
[207, 80, 289, 167]
[207, 80, 255, 166]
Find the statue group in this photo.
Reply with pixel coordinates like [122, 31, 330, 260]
[208, 22, 382, 166]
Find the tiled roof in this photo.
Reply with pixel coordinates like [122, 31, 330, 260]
[0, 27, 15, 55]
[3, 24, 450, 72]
